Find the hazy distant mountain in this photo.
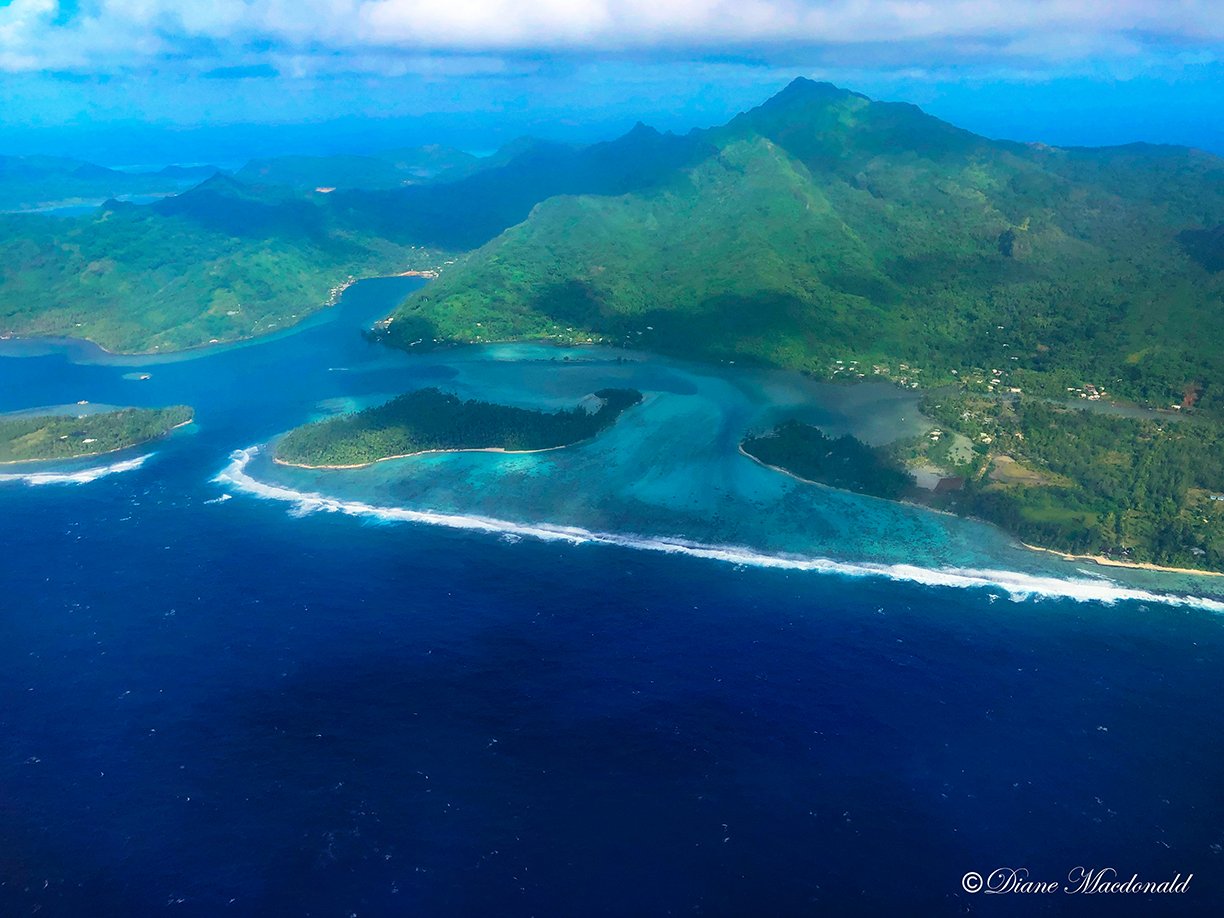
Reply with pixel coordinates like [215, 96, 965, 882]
[234, 145, 480, 191]
[327, 125, 711, 250]
[150, 164, 222, 182]
[0, 154, 212, 211]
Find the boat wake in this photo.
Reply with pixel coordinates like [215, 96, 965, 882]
[216, 447, 1224, 612]
[0, 453, 153, 486]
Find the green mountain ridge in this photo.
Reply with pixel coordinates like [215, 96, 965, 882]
[327, 123, 713, 250]
[4, 77, 1224, 412]
[0, 127, 713, 351]
[0, 173, 436, 352]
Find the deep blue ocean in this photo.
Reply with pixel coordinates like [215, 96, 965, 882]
[1, 278, 1222, 916]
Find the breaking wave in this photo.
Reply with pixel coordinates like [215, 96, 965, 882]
[216, 447, 1224, 612]
[0, 453, 153, 485]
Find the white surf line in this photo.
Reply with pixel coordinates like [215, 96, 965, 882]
[0, 453, 153, 485]
[215, 447, 1224, 612]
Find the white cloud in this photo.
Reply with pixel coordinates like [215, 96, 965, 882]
[1, 1, 1222, 74]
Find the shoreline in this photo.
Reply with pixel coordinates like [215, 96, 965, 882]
[741, 444, 974, 523]
[273, 443, 570, 470]
[0, 417, 193, 467]
[1, 322, 308, 359]
[1019, 542, 1224, 578]
[272, 391, 644, 470]
[741, 445, 1224, 579]
[0, 268, 438, 359]
[219, 448, 1224, 612]
[738, 444, 835, 490]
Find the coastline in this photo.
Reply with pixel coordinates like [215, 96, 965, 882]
[738, 443, 833, 490]
[0, 321, 312, 359]
[273, 390, 644, 470]
[1019, 541, 1224, 578]
[219, 447, 1224, 612]
[740, 444, 1224, 579]
[273, 442, 570, 470]
[738, 441, 947, 504]
[1, 268, 443, 358]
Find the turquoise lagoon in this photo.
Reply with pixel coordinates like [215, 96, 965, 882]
[3, 274, 1221, 607]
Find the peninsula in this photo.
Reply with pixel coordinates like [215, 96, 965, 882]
[741, 421, 911, 500]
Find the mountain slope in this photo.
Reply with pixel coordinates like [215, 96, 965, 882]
[327, 125, 713, 250]
[390, 79, 1224, 414]
[0, 179, 437, 352]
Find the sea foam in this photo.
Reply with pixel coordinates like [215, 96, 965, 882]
[0, 453, 153, 486]
[216, 447, 1224, 612]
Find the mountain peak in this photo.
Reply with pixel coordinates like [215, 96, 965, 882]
[765, 78, 862, 108]
[724, 77, 868, 136]
[724, 76, 981, 165]
[187, 171, 249, 195]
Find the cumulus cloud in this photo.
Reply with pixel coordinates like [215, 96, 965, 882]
[1, 1, 1222, 75]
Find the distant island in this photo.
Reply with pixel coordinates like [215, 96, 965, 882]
[0, 405, 193, 464]
[275, 387, 642, 468]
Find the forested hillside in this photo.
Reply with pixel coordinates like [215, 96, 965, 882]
[0, 127, 712, 352]
[391, 79, 1224, 417]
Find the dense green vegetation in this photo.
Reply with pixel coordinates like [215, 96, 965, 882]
[0, 176, 446, 351]
[741, 421, 912, 499]
[390, 79, 1224, 419]
[0, 128, 705, 351]
[744, 398, 1224, 570]
[329, 126, 712, 251]
[915, 393, 1224, 570]
[375, 78, 1224, 568]
[0, 406, 193, 463]
[275, 387, 642, 467]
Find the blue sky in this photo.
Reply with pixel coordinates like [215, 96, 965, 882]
[1, 1, 1222, 162]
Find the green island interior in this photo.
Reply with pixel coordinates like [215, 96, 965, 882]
[274, 387, 643, 468]
[0, 405, 193, 464]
